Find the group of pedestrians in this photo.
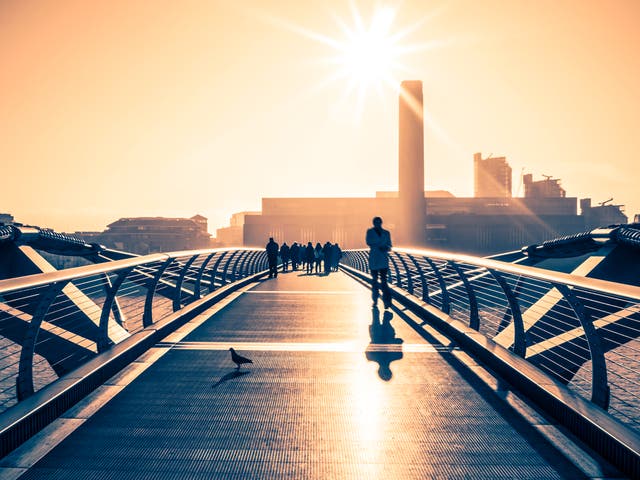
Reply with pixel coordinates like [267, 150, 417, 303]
[266, 216, 393, 311]
[265, 238, 342, 277]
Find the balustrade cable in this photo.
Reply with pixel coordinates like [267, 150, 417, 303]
[343, 247, 640, 431]
[0, 248, 266, 413]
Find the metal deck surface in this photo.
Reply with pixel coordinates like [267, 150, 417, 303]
[13, 271, 586, 479]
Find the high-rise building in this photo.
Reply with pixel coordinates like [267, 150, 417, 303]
[474, 153, 512, 198]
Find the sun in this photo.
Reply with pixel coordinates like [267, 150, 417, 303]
[336, 6, 399, 92]
[249, 2, 449, 118]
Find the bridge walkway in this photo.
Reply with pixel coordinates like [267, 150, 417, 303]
[6, 271, 587, 479]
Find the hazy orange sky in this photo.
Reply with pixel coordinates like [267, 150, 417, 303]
[1, 0, 639, 234]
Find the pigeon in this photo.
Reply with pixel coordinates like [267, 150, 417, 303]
[229, 347, 253, 369]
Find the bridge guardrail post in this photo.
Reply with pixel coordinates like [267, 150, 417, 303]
[231, 251, 244, 282]
[407, 254, 429, 303]
[488, 268, 526, 357]
[425, 257, 451, 315]
[553, 283, 610, 409]
[209, 251, 228, 293]
[221, 251, 239, 286]
[449, 261, 480, 330]
[98, 267, 133, 352]
[248, 251, 260, 273]
[143, 258, 173, 327]
[99, 272, 126, 329]
[239, 251, 253, 277]
[193, 252, 216, 301]
[395, 253, 414, 295]
[389, 253, 401, 288]
[17, 281, 67, 401]
[173, 255, 199, 312]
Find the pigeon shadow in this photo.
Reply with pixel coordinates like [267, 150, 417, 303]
[365, 307, 404, 381]
[212, 370, 251, 388]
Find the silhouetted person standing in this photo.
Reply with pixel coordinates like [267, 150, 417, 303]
[322, 241, 332, 275]
[280, 242, 290, 272]
[304, 242, 315, 274]
[314, 242, 323, 274]
[266, 237, 279, 278]
[290, 242, 299, 271]
[366, 217, 392, 309]
[331, 243, 342, 271]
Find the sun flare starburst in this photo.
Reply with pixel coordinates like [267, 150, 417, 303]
[250, 2, 451, 121]
[336, 6, 398, 91]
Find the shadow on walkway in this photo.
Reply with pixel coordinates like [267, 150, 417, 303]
[212, 370, 251, 388]
[366, 307, 404, 381]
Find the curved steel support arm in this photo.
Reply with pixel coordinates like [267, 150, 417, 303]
[17, 281, 67, 400]
[408, 255, 429, 303]
[424, 257, 451, 314]
[143, 258, 173, 327]
[229, 251, 244, 282]
[488, 269, 526, 357]
[98, 268, 133, 352]
[173, 255, 198, 312]
[449, 261, 480, 330]
[238, 251, 253, 279]
[553, 283, 610, 409]
[394, 253, 414, 294]
[388, 253, 402, 288]
[250, 251, 264, 273]
[221, 251, 240, 286]
[193, 252, 216, 301]
[209, 251, 229, 293]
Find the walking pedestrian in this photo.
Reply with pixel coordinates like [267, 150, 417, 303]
[322, 241, 332, 275]
[331, 243, 342, 271]
[366, 217, 392, 309]
[290, 242, 299, 271]
[266, 237, 279, 278]
[304, 242, 315, 274]
[280, 242, 290, 272]
[314, 242, 323, 274]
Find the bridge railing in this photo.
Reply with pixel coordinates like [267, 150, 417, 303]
[0, 248, 267, 413]
[343, 248, 640, 432]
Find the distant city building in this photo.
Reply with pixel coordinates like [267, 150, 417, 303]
[581, 199, 628, 229]
[523, 174, 566, 198]
[97, 215, 211, 254]
[240, 193, 587, 255]
[474, 152, 512, 198]
[173, 82, 633, 255]
[216, 211, 260, 247]
[0, 213, 14, 224]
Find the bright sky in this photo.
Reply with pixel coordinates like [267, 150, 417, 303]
[1, 0, 639, 234]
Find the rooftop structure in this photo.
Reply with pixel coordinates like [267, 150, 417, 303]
[99, 215, 211, 254]
[474, 152, 512, 198]
[523, 173, 566, 198]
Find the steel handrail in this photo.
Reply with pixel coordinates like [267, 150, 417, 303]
[0, 248, 259, 295]
[343, 247, 640, 432]
[395, 247, 640, 301]
[0, 247, 268, 411]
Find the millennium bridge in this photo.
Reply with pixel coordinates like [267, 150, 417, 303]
[0, 223, 639, 479]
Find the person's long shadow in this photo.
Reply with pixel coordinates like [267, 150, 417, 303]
[212, 370, 250, 388]
[365, 307, 404, 381]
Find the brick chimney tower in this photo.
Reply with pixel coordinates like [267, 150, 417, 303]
[398, 80, 426, 247]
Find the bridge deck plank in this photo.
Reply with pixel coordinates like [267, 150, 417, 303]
[16, 271, 585, 479]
